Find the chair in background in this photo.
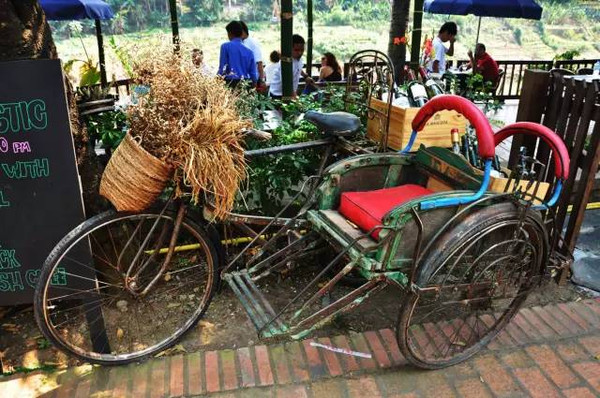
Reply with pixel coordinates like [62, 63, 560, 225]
[344, 50, 395, 151]
[549, 68, 575, 79]
[577, 67, 593, 75]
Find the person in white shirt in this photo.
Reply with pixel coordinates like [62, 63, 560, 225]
[191, 48, 213, 76]
[268, 34, 307, 99]
[264, 50, 280, 87]
[428, 22, 457, 74]
[240, 21, 265, 89]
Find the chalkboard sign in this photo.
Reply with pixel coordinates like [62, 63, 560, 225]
[0, 59, 87, 305]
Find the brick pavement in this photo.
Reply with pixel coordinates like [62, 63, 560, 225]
[1, 299, 599, 397]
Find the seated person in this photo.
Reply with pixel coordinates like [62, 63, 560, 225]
[191, 48, 212, 76]
[318, 52, 343, 82]
[305, 52, 343, 92]
[264, 50, 280, 88]
[467, 43, 500, 86]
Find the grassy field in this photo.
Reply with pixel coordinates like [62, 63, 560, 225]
[53, 8, 600, 83]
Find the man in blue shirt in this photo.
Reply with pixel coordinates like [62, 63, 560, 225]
[218, 21, 258, 88]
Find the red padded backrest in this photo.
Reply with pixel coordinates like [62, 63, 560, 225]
[494, 122, 570, 180]
[411, 95, 495, 159]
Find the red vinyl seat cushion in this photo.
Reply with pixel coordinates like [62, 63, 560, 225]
[338, 184, 433, 240]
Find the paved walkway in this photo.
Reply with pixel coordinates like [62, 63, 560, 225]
[1, 299, 599, 397]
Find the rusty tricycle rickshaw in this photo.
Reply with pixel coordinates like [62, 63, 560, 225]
[33, 95, 571, 369]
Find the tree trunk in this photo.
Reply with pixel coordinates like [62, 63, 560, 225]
[0, 0, 56, 60]
[0, 0, 103, 214]
[388, 0, 410, 84]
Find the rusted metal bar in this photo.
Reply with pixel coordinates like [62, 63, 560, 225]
[291, 259, 358, 321]
[244, 138, 333, 158]
[123, 195, 174, 283]
[290, 278, 386, 334]
[139, 202, 186, 296]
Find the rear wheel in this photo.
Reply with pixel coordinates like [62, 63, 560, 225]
[397, 202, 548, 369]
[34, 209, 218, 365]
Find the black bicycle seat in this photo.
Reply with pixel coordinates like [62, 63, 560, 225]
[304, 110, 361, 136]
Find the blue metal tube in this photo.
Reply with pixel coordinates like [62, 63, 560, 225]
[400, 130, 418, 154]
[533, 180, 563, 210]
[420, 159, 493, 210]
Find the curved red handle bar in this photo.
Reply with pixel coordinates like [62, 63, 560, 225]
[411, 95, 496, 159]
[494, 122, 570, 180]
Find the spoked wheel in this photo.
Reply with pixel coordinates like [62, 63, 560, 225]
[34, 209, 218, 365]
[397, 202, 548, 369]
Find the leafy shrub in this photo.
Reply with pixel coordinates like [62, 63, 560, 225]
[514, 28, 522, 45]
[235, 86, 365, 215]
[554, 49, 581, 61]
[84, 110, 127, 150]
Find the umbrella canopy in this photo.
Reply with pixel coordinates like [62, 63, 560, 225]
[423, 0, 542, 49]
[40, 0, 114, 21]
[424, 0, 542, 20]
[40, 0, 115, 87]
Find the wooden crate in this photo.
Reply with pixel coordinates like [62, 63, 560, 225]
[367, 97, 467, 151]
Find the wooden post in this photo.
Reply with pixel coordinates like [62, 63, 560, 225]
[410, 0, 424, 70]
[281, 0, 293, 99]
[508, 69, 551, 169]
[168, 0, 180, 53]
[306, 0, 313, 79]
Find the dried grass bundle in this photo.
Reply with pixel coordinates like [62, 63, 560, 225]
[126, 45, 249, 218]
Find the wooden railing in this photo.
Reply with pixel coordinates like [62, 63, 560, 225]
[81, 59, 598, 103]
[492, 60, 554, 100]
[554, 59, 597, 73]
[448, 59, 597, 100]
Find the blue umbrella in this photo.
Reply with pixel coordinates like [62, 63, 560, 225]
[40, 0, 115, 87]
[424, 0, 543, 43]
[39, 0, 114, 20]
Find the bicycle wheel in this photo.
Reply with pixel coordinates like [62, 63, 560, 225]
[34, 209, 218, 365]
[397, 202, 548, 369]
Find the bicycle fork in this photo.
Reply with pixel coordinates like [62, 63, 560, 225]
[120, 197, 187, 297]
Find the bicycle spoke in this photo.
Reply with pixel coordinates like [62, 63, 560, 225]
[37, 211, 216, 364]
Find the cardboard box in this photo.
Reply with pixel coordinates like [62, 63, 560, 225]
[367, 97, 467, 151]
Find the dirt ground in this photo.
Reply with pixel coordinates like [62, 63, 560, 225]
[0, 260, 592, 375]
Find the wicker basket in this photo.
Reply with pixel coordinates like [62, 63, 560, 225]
[100, 133, 174, 212]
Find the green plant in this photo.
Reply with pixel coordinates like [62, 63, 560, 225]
[62, 21, 101, 87]
[36, 337, 51, 350]
[108, 36, 134, 77]
[554, 49, 581, 61]
[235, 86, 365, 215]
[84, 110, 127, 150]
[0, 363, 58, 376]
[463, 73, 503, 114]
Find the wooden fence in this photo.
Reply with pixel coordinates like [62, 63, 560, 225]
[510, 70, 600, 266]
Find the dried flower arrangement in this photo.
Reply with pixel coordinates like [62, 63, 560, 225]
[100, 44, 249, 218]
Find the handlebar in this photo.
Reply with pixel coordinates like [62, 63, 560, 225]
[495, 122, 570, 208]
[494, 122, 570, 180]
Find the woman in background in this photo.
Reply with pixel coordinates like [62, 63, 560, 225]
[318, 52, 342, 82]
[304, 52, 343, 93]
